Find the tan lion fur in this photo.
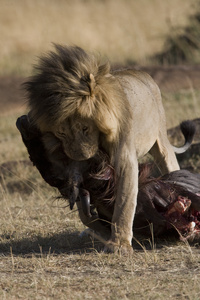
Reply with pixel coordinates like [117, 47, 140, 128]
[25, 44, 189, 253]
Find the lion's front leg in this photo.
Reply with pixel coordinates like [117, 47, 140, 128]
[105, 152, 138, 254]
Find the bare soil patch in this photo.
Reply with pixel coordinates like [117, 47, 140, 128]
[137, 64, 200, 92]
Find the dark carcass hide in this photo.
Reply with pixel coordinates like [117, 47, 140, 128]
[135, 165, 200, 241]
[17, 115, 200, 242]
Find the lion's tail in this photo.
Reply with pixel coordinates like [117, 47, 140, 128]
[173, 120, 196, 154]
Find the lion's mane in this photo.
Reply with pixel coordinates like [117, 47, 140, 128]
[24, 44, 130, 143]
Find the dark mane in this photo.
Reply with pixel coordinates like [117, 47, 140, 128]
[23, 44, 131, 142]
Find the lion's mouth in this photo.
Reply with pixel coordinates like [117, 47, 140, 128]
[64, 148, 97, 161]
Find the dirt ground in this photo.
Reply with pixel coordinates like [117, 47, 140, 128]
[1, 64, 200, 115]
[137, 64, 200, 92]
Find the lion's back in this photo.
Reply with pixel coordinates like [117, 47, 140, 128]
[112, 69, 166, 157]
[113, 69, 161, 101]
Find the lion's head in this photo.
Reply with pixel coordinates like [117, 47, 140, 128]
[52, 115, 99, 161]
[24, 44, 130, 161]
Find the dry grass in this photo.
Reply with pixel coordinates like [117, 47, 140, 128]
[1, 245, 200, 299]
[1, 165, 200, 299]
[0, 0, 198, 75]
[163, 89, 200, 128]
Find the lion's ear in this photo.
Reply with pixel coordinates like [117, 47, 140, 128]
[89, 74, 96, 97]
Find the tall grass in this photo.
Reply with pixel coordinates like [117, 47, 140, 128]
[163, 89, 200, 128]
[0, 0, 197, 75]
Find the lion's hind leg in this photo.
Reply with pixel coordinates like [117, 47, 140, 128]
[149, 134, 180, 175]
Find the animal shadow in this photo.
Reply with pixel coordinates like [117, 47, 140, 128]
[0, 230, 105, 256]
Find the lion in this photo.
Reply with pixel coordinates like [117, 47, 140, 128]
[24, 44, 194, 253]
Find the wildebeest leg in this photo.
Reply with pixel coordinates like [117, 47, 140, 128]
[76, 200, 111, 240]
[134, 190, 167, 236]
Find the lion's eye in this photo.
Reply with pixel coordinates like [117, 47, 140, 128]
[57, 132, 66, 138]
[82, 126, 88, 134]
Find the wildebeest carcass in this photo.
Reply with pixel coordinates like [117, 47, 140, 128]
[17, 115, 200, 242]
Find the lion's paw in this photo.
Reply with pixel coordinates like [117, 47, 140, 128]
[104, 240, 133, 255]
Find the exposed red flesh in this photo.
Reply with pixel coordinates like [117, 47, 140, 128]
[163, 195, 200, 240]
